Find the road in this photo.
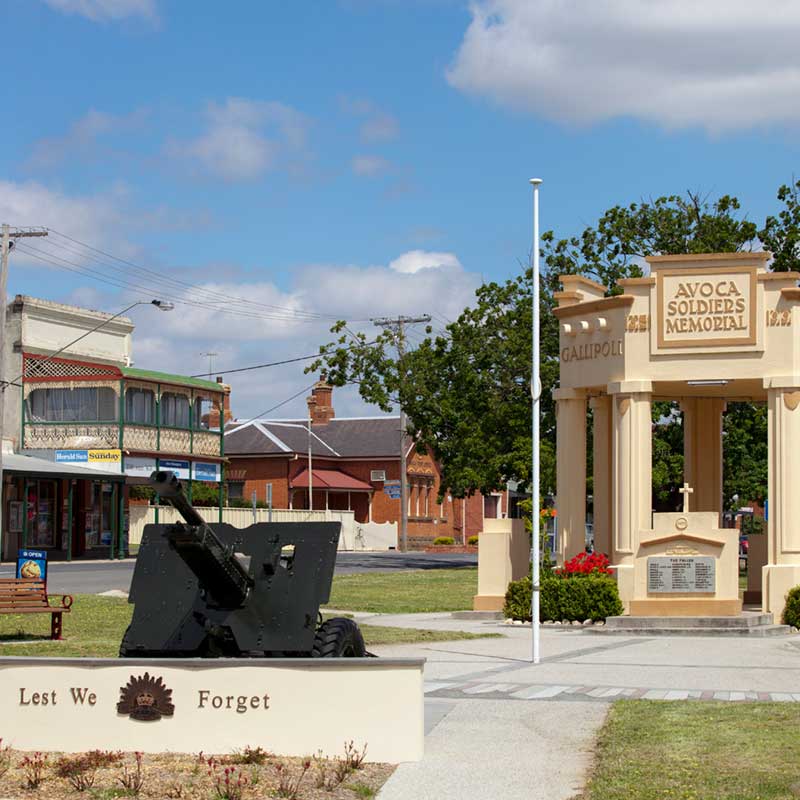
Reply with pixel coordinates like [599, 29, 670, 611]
[0, 551, 477, 595]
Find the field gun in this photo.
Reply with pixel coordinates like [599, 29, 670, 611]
[120, 471, 366, 658]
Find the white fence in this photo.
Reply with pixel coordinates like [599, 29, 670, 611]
[128, 505, 397, 551]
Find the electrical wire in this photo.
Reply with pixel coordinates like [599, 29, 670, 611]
[194, 339, 380, 378]
[44, 229, 341, 322]
[16, 243, 335, 323]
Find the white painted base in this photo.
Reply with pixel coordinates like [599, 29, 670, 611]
[0, 657, 425, 762]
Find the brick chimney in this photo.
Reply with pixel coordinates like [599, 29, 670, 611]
[202, 378, 234, 429]
[307, 380, 335, 426]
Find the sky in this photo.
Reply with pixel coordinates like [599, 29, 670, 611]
[3, 0, 800, 419]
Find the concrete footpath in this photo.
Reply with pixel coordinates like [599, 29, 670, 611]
[357, 612, 800, 799]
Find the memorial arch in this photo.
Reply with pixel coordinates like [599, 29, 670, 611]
[554, 252, 799, 620]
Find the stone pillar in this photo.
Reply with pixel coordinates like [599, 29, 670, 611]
[554, 388, 587, 564]
[473, 518, 530, 611]
[682, 397, 725, 517]
[589, 395, 612, 558]
[764, 387, 800, 620]
[610, 382, 652, 610]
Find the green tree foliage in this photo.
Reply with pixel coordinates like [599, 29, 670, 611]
[310, 187, 798, 504]
[760, 179, 800, 273]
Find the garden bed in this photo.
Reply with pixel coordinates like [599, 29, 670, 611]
[422, 545, 478, 554]
[0, 745, 394, 799]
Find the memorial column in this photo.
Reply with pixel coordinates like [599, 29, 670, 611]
[610, 381, 652, 610]
[764, 386, 800, 619]
[554, 388, 587, 564]
[682, 397, 725, 517]
[589, 395, 612, 558]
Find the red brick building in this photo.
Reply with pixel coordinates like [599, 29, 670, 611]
[224, 382, 514, 548]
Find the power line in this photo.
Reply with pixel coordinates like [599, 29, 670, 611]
[15, 243, 336, 324]
[233, 381, 319, 427]
[192, 339, 379, 378]
[45, 229, 339, 322]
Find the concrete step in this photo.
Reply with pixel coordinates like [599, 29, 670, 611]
[605, 612, 774, 629]
[592, 624, 792, 637]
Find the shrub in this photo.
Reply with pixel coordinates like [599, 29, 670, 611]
[20, 752, 47, 789]
[467, 535, 479, 546]
[55, 753, 98, 792]
[0, 739, 12, 780]
[432, 536, 455, 546]
[504, 573, 623, 622]
[229, 745, 269, 765]
[118, 752, 145, 795]
[783, 585, 800, 627]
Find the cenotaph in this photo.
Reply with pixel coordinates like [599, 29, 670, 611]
[553, 252, 800, 621]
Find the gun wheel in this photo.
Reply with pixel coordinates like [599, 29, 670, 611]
[313, 617, 366, 658]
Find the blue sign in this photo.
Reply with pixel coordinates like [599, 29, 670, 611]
[158, 459, 191, 480]
[765, 500, 768, 522]
[383, 480, 402, 500]
[55, 450, 88, 463]
[193, 462, 220, 482]
[17, 549, 47, 582]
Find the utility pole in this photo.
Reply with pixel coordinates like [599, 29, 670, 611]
[0, 226, 48, 557]
[307, 411, 313, 512]
[372, 314, 431, 552]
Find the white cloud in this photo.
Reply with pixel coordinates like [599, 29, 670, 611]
[351, 154, 392, 177]
[71, 250, 476, 419]
[167, 99, 311, 182]
[389, 250, 462, 274]
[42, 0, 157, 21]
[340, 97, 399, 142]
[0, 180, 127, 249]
[29, 108, 149, 168]
[447, 0, 800, 133]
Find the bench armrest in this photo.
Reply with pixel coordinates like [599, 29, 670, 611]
[47, 594, 73, 610]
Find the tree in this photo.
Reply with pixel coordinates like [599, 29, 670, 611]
[760, 178, 800, 272]
[311, 189, 793, 504]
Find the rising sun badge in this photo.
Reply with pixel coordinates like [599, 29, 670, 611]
[117, 673, 175, 721]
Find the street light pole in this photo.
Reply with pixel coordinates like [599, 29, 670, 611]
[530, 178, 543, 665]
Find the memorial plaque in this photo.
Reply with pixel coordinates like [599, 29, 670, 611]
[647, 556, 716, 594]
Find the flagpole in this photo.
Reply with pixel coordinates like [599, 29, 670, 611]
[530, 177, 542, 664]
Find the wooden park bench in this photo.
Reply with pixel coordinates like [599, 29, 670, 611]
[0, 579, 73, 640]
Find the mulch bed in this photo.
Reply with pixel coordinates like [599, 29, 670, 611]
[0, 747, 395, 799]
[422, 545, 477, 553]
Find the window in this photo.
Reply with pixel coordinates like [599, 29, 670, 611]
[161, 392, 190, 428]
[125, 388, 155, 425]
[193, 396, 214, 430]
[227, 481, 244, 500]
[27, 387, 117, 423]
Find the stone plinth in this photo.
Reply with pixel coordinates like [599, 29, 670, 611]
[628, 512, 742, 617]
[473, 518, 529, 612]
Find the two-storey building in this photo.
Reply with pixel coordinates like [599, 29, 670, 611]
[1, 295, 227, 560]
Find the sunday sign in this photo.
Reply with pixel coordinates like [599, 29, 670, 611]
[657, 266, 757, 348]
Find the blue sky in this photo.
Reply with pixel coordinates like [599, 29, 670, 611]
[4, 0, 800, 417]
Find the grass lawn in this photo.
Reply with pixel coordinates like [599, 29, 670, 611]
[0, 594, 494, 657]
[583, 700, 800, 800]
[325, 567, 478, 613]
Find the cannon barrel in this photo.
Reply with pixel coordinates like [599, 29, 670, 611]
[148, 470, 253, 608]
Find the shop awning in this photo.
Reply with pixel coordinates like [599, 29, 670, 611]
[1, 453, 126, 482]
[290, 468, 373, 492]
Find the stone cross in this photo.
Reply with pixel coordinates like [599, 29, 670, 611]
[679, 482, 694, 513]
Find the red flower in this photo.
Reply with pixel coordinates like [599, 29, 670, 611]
[555, 551, 613, 577]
